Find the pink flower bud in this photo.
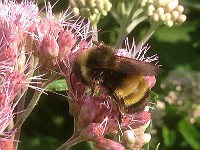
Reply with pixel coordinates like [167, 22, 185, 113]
[58, 30, 77, 58]
[94, 138, 125, 150]
[176, 14, 186, 23]
[144, 76, 156, 89]
[38, 35, 59, 72]
[81, 123, 105, 140]
[0, 138, 13, 150]
[134, 133, 151, 148]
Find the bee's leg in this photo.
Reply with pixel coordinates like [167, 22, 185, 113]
[118, 113, 123, 124]
[90, 80, 100, 96]
[112, 94, 126, 124]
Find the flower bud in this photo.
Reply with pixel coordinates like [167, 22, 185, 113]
[148, 0, 154, 3]
[176, 14, 186, 23]
[147, 10, 154, 16]
[73, 7, 80, 15]
[95, 138, 125, 150]
[143, 0, 186, 27]
[96, 0, 104, 11]
[155, 0, 165, 6]
[58, 30, 76, 58]
[93, 8, 99, 14]
[90, 13, 98, 21]
[101, 10, 108, 16]
[122, 130, 136, 149]
[156, 7, 164, 15]
[165, 20, 174, 27]
[104, 0, 112, 12]
[88, 0, 96, 8]
[129, 134, 151, 149]
[80, 7, 91, 17]
[175, 5, 184, 13]
[148, 5, 155, 12]
[70, 0, 112, 20]
[151, 13, 159, 22]
[165, 0, 179, 12]
[165, 13, 172, 21]
[78, 0, 86, 7]
[135, 133, 151, 146]
[171, 10, 179, 21]
[140, 1, 147, 7]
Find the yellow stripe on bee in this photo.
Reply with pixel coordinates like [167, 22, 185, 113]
[123, 77, 148, 106]
[114, 75, 144, 99]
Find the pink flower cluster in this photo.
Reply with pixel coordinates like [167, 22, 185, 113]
[0, 0, 160, 149]
[63, 38, 158, 149]
[0, 0, 97, 148]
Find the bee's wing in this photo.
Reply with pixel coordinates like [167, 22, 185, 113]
[90, 56, 162, 76]
[115, 56, 163, 76]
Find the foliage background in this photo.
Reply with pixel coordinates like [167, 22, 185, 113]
[18, 0, 200, 149]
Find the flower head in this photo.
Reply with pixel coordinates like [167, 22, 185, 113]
[69, 0, 112, 25]
[0, 0, 39, 68]
[0, 0, 41, 138]
[65, 37, 161, 149]
[31, 2, 96, 75]
[141, 0, 187, 27]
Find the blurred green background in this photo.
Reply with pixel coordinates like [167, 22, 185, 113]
[18, 0, 200, 149]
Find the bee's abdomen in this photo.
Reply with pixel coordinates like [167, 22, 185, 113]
[114, 75, 149, 112]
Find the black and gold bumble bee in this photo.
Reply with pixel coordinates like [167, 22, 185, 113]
[72, 42, 162, 115]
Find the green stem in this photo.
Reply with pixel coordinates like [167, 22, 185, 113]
[13, 90, 42, 130]
[115, 23, 127, 49]
[115, 17, 145, 49]
[136, 24, 160, 52]
[144, 121, 152, 150]
[14, 89, 27, 149]
[126, 0, 140, 22]
[115, 0, 141, 49]
[92, 22, 98, 42]
[91, 14, 100, 42]
[127, 16, 147, 33]
[56, 136, 84, 150]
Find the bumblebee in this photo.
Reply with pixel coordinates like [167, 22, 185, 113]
[72, 42, 162, 115]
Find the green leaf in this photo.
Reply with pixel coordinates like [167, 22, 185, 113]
[162, 125, 176, 146]
[150, 90, 159, 105]
[47, 79, 67, 92]
[154, 21, 199, 43]
[178, 119, 200, 150]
